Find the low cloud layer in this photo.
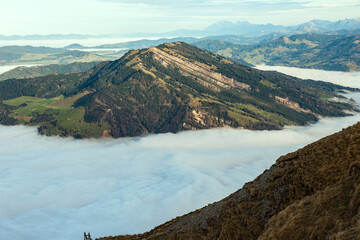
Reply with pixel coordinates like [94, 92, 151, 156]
[1, 67, 360, 240]
[256, 65, 360, 88]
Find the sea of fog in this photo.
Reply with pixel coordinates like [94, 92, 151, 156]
[256, 65, 360, 88]
[1, 67, 360, 240]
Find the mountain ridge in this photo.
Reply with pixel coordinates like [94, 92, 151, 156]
[0, 42, 358, 138]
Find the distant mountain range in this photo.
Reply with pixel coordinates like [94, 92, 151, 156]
[65, 30, 360, 72]
[93, 18, 360, 38]
[97, 121, 360, 240]
[65, 34, 283, 51]
[3, 29, 359, 75]
[145, 18, 360, 37]
[0, 42, 357, 138]
[195, 33, 360, 71]
[2, 18, 360, 40]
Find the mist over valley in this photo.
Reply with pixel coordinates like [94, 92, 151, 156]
[1, 67, 360, 240]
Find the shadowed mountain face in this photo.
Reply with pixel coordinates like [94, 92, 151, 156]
[0, 42, 358, 138]
[97, 121, 360, 240]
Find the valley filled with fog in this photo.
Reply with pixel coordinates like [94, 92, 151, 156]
[256, 65, 360, 88]
[1, 67, 360, 240]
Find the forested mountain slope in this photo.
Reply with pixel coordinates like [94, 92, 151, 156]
[0, 42, 357, 138]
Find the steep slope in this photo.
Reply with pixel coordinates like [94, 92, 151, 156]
[97, 121, 360, 240]
[0, 42, 357, 138]
[0, 61, 100, 81]
[259, 173, 360, 240]
[195, 33, 360, 71]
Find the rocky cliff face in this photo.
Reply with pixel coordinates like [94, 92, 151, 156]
[97, 122, 360, 239]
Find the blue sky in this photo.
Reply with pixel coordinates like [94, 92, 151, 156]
[0, 0, 359, 35]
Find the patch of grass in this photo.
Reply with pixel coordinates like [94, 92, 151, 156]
[260, 80, 278, 89]
[231, 103, 296, 125]
[46, 92, 91, 109]
[3, 94, 109, 138]
[228, 109, 258, 125]
[5, 96, 59, 120]
[318, 92, 333, 99]
[4, 96, 56, 107]
[55, 107, 110, 137]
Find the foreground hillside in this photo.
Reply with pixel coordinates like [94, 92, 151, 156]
[0, 42, 358, 138]
[98, 121, 360, 240]
[195, 33, 360, 71]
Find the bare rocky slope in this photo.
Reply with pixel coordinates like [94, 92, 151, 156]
[98, 121, 360, 239]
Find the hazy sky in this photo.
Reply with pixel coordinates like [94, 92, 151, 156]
[0, 0, 359, 35]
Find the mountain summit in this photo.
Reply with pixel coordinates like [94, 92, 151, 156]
[0, 42, 357, 138]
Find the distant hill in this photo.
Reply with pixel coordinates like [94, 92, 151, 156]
[97, 121, 360, 240]
[64, 43, 88, 49]
[0, 62, 100, 81]
[0, 45, 115, 66]
[195, 33, 360, 71]
[0, 42, 357, 138]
